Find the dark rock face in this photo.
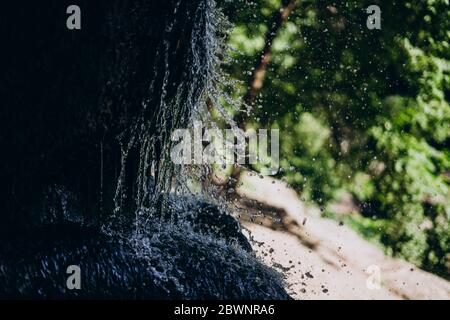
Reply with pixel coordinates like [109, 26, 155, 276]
[153, 195, 254, 252]
[0, 208, 289, 299]
[0, 1, 291, 299]
[1, 0, 209, 225]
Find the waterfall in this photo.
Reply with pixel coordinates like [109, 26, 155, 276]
[108, 0, 239, 225]
[0, 0, 290, 299]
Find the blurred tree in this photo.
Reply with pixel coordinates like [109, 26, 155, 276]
[221, 0, 449, 277]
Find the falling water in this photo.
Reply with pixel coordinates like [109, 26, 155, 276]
[0, 0, 290, 299]
[109, 0, 240, 223]
[99, 0, 285, 297]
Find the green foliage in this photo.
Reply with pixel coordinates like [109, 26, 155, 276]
[277, 111, 338, 203]
[222, 0, 450, 277]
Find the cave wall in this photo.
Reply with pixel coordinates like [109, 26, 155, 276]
[0, 0, 208, 232]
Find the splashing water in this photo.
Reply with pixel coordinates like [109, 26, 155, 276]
[108, 0, 241, 227]
[0, 0, 290, 299]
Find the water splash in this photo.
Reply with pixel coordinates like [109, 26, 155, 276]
[0, 0, 291, 299]
[109, 0, 241, 224]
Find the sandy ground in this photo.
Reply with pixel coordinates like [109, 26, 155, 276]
[244, 223, 399, 299]
[235, 171, 450, 300]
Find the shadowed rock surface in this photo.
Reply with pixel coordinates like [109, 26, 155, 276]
[0, 212, 289, 299]
[0, 1, 290, 299]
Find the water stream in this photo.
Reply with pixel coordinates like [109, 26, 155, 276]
[0, 0, 290, 299]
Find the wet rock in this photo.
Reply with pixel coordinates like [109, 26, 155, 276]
[0, 210, 289, 299]
[155, 195, 253, 252]
[0, 0, 291, 300]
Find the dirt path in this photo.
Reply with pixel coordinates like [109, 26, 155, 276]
[244, 223, 399, 299]
[235, 171, 450, 300]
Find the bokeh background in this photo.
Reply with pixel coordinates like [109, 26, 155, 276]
[213, 0, 449, 290]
